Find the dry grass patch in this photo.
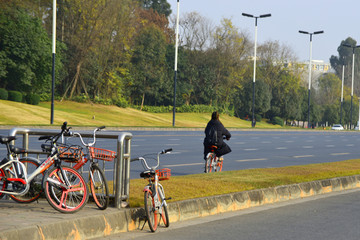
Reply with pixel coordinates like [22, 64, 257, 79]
[126, 159, 360, 207]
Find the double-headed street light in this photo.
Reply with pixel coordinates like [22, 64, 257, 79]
[342, 43, 360, 129]
[299, 30, 324, 128]
[242, 13, 271, 127]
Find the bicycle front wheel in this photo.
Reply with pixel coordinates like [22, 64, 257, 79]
[144, 190, 158, 232]
[44, 166, 89, 213]
[10, 157, 44, 203]
[205, 153, 214, 173]
[89, 164, 109, 210]
[158, 186, 169, 228]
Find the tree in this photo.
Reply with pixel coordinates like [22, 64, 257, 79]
[0, 4, 65, 98]
[330, 37, 360, 96]
[130, 24, 167, 109]
[139, 0, 172, 17]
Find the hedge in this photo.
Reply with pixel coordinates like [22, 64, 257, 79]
[8, 91, 23, 102]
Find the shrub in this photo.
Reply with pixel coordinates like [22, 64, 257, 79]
[8, 91, 23, 102]
[271, 116, 284, 126]
[114, 98, 128, 108]
[0, 88, 8, 100]
[25, 93, 40, 105]
[255, 114, 262, 122]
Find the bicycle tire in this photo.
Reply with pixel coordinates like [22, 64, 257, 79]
[144, 190, 158, 232]
[205, 153, 214, 173]
[89, 164, 109, 210]
[216, 159, 223, 172]
[0, 167, 8, 199]
[9, 157, 44, 203]
[158, 186, 169, 228]
[43, 166, 89, 213]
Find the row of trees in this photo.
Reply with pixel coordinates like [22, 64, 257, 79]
[0, 0, 359, 125]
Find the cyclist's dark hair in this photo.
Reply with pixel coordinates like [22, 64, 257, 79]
[211, 111, 219, 120]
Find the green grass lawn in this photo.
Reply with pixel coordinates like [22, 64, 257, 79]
[0, 99, 283, 128]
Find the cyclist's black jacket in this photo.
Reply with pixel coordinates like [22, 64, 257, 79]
[203, 119, 231, 147]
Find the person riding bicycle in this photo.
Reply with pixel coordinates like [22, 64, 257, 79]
[203, 111, 231, 161]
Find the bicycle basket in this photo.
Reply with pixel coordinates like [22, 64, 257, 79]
[58, 145, 83, 163]
[154, 168, 171, 181]
[89, 147, 116, 161]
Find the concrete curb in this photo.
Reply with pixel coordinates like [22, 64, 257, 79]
[1, 175, 360, 240]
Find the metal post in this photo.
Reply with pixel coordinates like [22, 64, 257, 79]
[51, 0, 57, 125]
[242, 13, 271, 128]
[340, 63, 344, 125]
[114, 132, 132, 209]
[351, 49, 355, 129]
[299, 30, 324, 128]
[172, 0, 180, 127]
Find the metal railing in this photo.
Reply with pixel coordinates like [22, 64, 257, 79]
[8, 127, 132, 208]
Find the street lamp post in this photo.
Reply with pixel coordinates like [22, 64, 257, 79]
[340, 59, 345, 125]
[50, 0, 57, 124]
[172, 0, 180, 127]
[342, 44, 360, 129]
[242, 13, 271, 128]
[299, 30, 324, 128]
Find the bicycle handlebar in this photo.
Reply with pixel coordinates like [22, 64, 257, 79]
[131, 148, 172, 170]
[70, 126, 106, 147]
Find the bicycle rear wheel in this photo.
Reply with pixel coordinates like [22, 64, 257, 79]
[0, 168, 7, 199]
[44, 166, 89, 213]
[144, 190, 158, 232]
[216, 159, 223, 172]
[89, 164, 109, 210]
[205, 153, 214, 173]
[10, 158, 44, 203]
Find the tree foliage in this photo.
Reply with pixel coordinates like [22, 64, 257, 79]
[1, 1, 356, 126]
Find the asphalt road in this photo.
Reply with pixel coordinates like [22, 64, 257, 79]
[95, 188, 360, 240]
[1, 129, 360, 179]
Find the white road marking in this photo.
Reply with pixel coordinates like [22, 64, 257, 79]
[302, 146, 313, 149]
[243, 148, 258, 151]
[293, 155, 314, 158]
[346, 144, 354, 147]
[330, 153, 350, 156]
[326, 145, 335, 147]
[236, 158, 267, 162]
[165, 143, 181, 146]
[276, 147, 287, 150]
[261, 141, 271, 144]
[163, 163, 203, 167]
[235, 142, 246, 144]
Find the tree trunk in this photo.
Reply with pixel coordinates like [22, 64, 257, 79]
[69, 61, 83, 99]
[140, 92, 145, 111]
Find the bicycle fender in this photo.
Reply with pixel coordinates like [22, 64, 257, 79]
[143, 185, 151, 193]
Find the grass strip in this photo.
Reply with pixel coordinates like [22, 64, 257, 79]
[124, 159, 360, 207]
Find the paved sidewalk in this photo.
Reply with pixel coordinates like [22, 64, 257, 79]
[0, 199, 133, 240]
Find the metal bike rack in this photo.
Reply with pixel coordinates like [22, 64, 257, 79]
[8, 127, 132, 209]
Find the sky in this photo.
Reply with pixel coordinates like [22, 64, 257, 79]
[170, 0, 360, 62]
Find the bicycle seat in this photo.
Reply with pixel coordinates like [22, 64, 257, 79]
[0, 136, 16, 144]
[140, 169, 156, 178]
[41, 144, 52, 152]
[9, 145, 27, 154]
[208, 145, 218, 150]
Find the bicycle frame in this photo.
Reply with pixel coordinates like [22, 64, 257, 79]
[143, 174, 167, 213]
[0, 153, 57, 196]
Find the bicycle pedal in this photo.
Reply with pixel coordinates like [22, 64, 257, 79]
[165, 197, 172, 200]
